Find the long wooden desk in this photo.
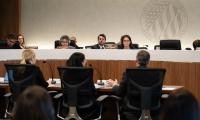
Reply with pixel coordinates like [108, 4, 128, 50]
[0, 78, 183, 95]
[0, 49, 199, 102]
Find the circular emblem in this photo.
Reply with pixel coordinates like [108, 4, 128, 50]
[141, 0, 188, 42]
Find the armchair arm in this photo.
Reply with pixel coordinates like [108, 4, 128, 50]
[4, 92, 12, 98]
[54, 93, 63, 99]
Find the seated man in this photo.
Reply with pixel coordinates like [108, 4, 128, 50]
[107, 50, 158, 120]
[1, 33, 21, 49]
[91, 34, 106, 49]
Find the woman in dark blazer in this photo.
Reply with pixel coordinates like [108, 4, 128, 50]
[118, 35, 138, 49]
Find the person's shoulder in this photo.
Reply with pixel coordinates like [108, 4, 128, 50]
[91, 44, 100, 49]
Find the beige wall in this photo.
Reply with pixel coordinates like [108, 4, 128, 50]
[21, 0, 200, 49]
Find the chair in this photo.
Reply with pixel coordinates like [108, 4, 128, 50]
[85, 46, 93, 49]
[56, 67, 105, 120]
[0, 40, 8, 49]
[193, 40, 200, 50]
[160, 40, 181, 50]
[154, 45, 160, 50]
[55, 40, 60, 48]
[132, 44, 139, 49]
[125, 68, 166, 120]
[3, 64, 44, 118]
[104, 42, 117, 49]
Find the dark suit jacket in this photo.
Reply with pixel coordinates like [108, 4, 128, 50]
[91, 44, 101, 49]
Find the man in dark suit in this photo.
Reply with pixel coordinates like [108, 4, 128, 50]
[107, 50, 159, 120]
[4, 33, 21, 49]
[91, 34, 106, 49]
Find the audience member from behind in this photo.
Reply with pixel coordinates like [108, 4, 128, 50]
[91, 34, 106, 49]
[107, 50, 156, 120]
[6, 33, 21, 49]
[70, 36, 80, 49]
[57, 35, 75, 49]
[67, 52, 87, 67]
[193, 39, 200, 50]
[17, 34, 25, 49]
[159, 89, 200, 120]
[19, 49, 48, 88]
[118, 35, 138, 49]
[12, 86, 55, 120]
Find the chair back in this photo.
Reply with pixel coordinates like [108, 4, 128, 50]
[104, 42, 117, 49]
[4, 64, 40, 101]
[85, 46, 93, 49]
[55, 40, 60, 48]
[126, 68, 166, 110]
[57, 67, 95, 108]
[193, 40, 200, 50]
[160, 40, 181, 50]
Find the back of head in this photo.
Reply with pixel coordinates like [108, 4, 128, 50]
[159, 89, 200, 120]
[20, 49, 36, 64]
[67, 52, 85, 67]
[13, 86, 55, 120]
[136, 50, 150, 67]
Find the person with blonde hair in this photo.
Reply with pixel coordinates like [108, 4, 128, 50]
[20, 49, 36, 64]
[16, 49, 48, 88]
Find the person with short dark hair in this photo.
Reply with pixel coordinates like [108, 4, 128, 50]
[13, 86, 55, 120]
[56, 35, 75, 49]
[91, 34, 106, 49]
[107, 50, 157, 120]
[118, 35, 138, 49]
[67, 52, 86, 67]
[6, 33, 21, 49]
[159, 89, 200, 120]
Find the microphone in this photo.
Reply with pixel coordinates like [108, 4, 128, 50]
[88, 64, 104, 85]
[43, 60, 56, 84]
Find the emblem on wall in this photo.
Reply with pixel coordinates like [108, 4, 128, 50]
[141, 0, 188, 42]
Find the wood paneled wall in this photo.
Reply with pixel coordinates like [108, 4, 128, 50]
[0, 0, 20, 39]
[1, 60, 200, 102]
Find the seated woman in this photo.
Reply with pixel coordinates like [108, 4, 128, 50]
[159, 89, 200, 120]
[17, 34, 25, 49]
[16, 49, 48, 88]
[117, 35, 138, 49]
[13, 86, 55, 120]
[61, 52, 99, 119]
[66, 52, 87, 67]
[56, 35, 75, 49]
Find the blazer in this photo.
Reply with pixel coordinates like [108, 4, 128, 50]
[13, 66, 48, 88]
[91, 44, 106, 49]
[91, 44, 100, 49]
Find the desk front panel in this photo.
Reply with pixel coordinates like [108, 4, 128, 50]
[0, 60, 199, 101]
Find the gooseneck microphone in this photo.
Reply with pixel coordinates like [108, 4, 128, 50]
[89, 64, 104, 85]
[43, 60, 56, 84]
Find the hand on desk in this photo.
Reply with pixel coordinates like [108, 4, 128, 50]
[106, 79, 119, 87]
